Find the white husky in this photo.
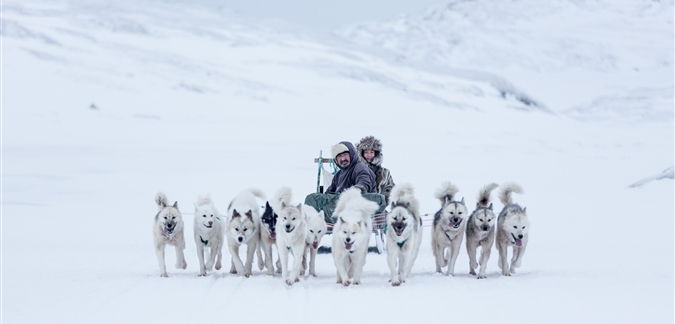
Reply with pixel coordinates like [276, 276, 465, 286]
[153, 192, 187, 277]
[301, 205, 327, 277]
[386, 183, 422, 286]
[332, 188, 379, 286]
[193, 195, 224, 276]
[465, 183, 499, 279]
[431, 181, 468, 277]
[272, 187, 307, 285]
[226, 188, 266, 278]
[496, 182, 530, 276]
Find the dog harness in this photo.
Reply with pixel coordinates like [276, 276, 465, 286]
[200, 236, 208, 246]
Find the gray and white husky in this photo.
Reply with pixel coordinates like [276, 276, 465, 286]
[496, 182, 530, 276]
[153, 192, 187, 277]
[301, 204, 327, 277]
[226, 188, 266, 278]
[431, 181, 468, 276]
[465, 183, 499, 279]
[273, 186, 307, 285]
[386, 183, 422, 286]
[332, 187, 379, 286]
[193, 195, 224, 276]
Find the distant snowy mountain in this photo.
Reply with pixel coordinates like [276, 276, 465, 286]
[336, 0, 674, 73]
[2, 0, 552, 115]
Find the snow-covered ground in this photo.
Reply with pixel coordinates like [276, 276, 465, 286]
[2, 0, 673, 323]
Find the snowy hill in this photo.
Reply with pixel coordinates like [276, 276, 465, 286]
[336, 0, 674, 122]
[2, 0, 673, 323]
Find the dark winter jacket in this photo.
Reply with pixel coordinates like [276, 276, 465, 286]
[356, 136, 395, 203]
[325, 141, 377, 194]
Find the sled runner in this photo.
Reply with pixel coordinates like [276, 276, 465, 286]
[304, 151, 388, 254]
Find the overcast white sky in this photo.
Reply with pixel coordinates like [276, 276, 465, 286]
[183, 0, 443, 30]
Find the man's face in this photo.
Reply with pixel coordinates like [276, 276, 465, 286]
[336, 152, 350, 168]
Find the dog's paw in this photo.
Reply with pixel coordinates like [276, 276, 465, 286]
[276, 267, 282, 274]
[469, 269, 476, 275]
[391, 280, 401, 287]
[501, 271, 511, 276]
[299, 269, 305, 276]
[244, 270, 252, 278]
[353, 280, 360, 286]
[286, 279, 295, 286]
[215, 262, 221, 270]
[198, 272, 207, 277]
[160, 272, 169, 278]
[509, 267, 517, 274]
[477, 274, 487, 279]
[310, 271, 317, 277]
[342, 280, 351, 287]
[267, 269, 275, 276]
[176, 261, 187, 269]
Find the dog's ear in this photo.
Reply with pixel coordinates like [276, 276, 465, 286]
[476, 202, 481, 209]
[444, 197, 451, 206]
[460, 197, 465, 205]
[245, 210, 253, 219]
[232, 209, 240, 218]
[281, 202, 286, 208]
[390, 202, 396, 210]
[339, 216, 345, 224]
[488, 203, 493, 210]
[522, 207, 527, 214]
[173, 201, 178, 209]
[318, 211, 325, 220]
[403, 202, 410, 209]
[297, 203, 302, 210]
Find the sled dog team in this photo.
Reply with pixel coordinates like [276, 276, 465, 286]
[153, 182, 530, 286]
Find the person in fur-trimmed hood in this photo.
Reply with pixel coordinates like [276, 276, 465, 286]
[356, 136, 395, 203]
[325, 141, 377, 194]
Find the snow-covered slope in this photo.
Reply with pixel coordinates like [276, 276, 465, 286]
[337, 0, 673, 73]
[336, 0, 674, 121]
[2, 0, 673, 323]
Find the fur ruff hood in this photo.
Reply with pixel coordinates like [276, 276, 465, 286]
[356, 136, 383, 167]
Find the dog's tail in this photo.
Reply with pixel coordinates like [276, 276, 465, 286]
[477, 183, 499, 207]
[499, 182, 524, 205]
[195, 194, 212, 207]
[334, 187, 379, 220]
[434, 181, 459, 205]
[155, 192, 169, 209]
[272, 186, 292, 211]
[390, 183, 415, 203]
[246, 188, 266, 201]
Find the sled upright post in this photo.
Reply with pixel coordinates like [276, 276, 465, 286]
[314, 151, 334, 193]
